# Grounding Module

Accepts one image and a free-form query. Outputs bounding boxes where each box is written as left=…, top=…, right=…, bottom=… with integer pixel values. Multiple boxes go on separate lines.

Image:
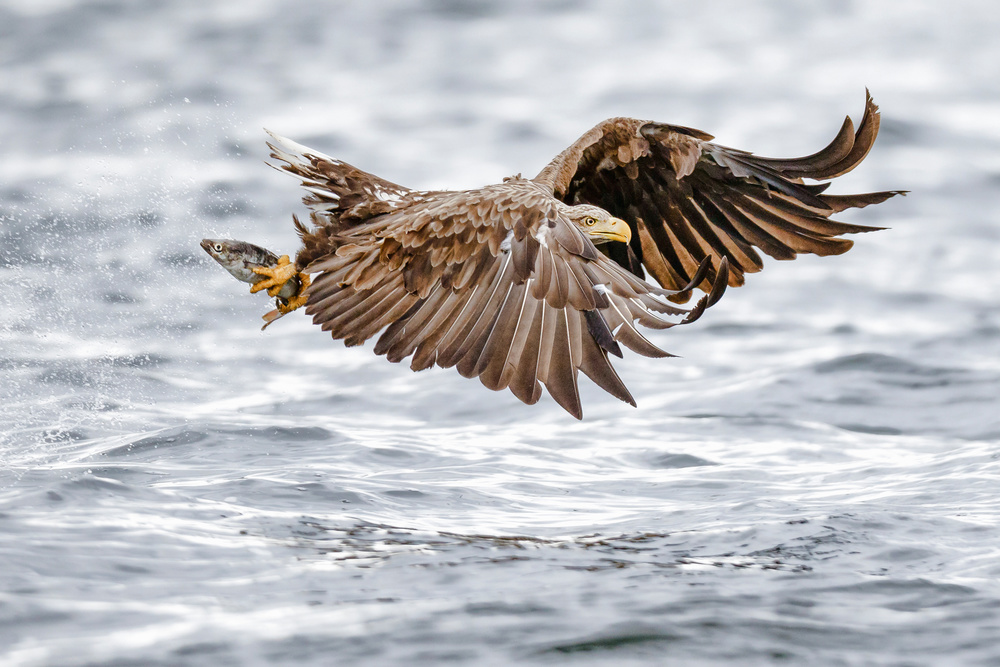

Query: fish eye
left=584, top=216, right=597, bottom=226
left=214, top=243, right=223, bottom=252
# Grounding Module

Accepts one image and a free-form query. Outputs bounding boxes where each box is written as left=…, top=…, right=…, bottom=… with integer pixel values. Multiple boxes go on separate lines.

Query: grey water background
left=2, top=0, right=999, bottom=664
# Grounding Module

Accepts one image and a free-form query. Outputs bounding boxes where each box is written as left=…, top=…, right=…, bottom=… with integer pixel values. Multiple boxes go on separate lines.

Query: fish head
left=201, top=238, right=282, bottom=284
left=201, top=238, right=258, bottom=281
left=201, top=238, right=266, bottom=271
left=201, top=238, right=240, bottom=264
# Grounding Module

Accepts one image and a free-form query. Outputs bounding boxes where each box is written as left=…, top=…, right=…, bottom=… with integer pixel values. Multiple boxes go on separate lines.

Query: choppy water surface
left=2, top=1, right=1000, bottom=664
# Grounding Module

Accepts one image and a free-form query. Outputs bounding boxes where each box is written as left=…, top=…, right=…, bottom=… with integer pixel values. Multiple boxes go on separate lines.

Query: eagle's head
left=565, top=205, right=632, bottom=245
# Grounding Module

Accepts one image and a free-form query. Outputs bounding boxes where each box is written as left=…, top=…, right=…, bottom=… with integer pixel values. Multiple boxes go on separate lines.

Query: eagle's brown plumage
left=265, top=92, right=902, bottom=418
left=535, top=90, right=903, bottom=296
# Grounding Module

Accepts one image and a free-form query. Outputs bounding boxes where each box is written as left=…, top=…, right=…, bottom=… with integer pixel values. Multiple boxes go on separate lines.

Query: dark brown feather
left=533, top=92, right=904, bottom=294
left=578, top=325, right=636, bottom=407
left=507, top=297, right=546, bottom=406
left=537, top=307, right=583, bottom=419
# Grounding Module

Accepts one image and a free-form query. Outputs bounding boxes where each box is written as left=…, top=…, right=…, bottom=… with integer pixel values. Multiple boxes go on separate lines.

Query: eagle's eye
left=583, top=216, right=597, bottom=226
left=214, top=243, right=224, bottom=252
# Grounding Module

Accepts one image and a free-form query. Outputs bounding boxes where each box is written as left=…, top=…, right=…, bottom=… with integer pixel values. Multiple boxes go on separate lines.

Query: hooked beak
left=586, top=217, right=632, bottom=245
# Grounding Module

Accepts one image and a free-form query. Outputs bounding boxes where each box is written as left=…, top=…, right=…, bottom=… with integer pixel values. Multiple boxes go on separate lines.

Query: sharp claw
left=257, top=271, right=311, bottom=326
left=277, top=295, right=306, bottom=314
left=276, top=273, right=311, bottom=313
left=250, top=255, right=299, bottom=295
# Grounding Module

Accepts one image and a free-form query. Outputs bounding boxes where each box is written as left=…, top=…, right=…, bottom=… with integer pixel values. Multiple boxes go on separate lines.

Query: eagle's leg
left=276, top=273, right=311, bottom=314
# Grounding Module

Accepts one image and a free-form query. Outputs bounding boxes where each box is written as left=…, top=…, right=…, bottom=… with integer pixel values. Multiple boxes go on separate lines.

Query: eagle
left=247, top=92, right=902, bottom=419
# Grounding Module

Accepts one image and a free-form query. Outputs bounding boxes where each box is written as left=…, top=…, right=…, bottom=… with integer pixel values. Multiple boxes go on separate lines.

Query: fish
left=200, top=238, right=301, bottom=328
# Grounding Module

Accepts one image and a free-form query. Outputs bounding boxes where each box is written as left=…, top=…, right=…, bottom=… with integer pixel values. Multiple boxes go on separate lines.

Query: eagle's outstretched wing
left=533, top=91, right=905, bottom=298
left=302, top=181, right=727, bottom=419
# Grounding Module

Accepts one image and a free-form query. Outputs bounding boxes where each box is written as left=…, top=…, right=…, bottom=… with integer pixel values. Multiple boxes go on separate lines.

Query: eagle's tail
left=265, top=130, right=411, bottom=227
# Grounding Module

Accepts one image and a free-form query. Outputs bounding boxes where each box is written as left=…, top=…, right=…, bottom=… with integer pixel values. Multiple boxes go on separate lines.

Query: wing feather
left=476, top=280, right=531, bottom=388
left=496, top=286, right=544, bottom=391
left=533, top=92, right=904, bottom=293
left=377, top=282, right=457, bottom=363
left=507, top=297, right=546, bottom=405
left=296, top=173, right=725, bottom=418
left=455, top=261, right=517, bottom=379
left=450, top=258, right=516, bottom=374
left=435, top=258, right=507, bottom=367
left=539, top=307, right=582, bottom=419
left=346, top=288, right=422, bottom=347
left=578, top=326, right=636, bottom=407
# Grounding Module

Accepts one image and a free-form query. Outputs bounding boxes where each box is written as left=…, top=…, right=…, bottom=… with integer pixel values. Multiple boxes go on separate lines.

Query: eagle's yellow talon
left=278, top=294, right=307, bottom=314
left=250, top=255, right=298, bottom=295
left=275, top=273, right=310, bottom=314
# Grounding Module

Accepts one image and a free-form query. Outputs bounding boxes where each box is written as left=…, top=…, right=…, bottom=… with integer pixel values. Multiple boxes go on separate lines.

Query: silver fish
left=200, top=238, right=300, bottom=301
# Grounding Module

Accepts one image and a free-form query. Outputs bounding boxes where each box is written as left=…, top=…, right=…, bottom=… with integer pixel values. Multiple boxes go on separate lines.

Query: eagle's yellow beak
left=586, top=216, right=632, bottom=245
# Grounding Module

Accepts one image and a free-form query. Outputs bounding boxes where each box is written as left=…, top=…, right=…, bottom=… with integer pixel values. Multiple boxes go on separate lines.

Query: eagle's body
left=252, top=93, right=902, bottom=418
